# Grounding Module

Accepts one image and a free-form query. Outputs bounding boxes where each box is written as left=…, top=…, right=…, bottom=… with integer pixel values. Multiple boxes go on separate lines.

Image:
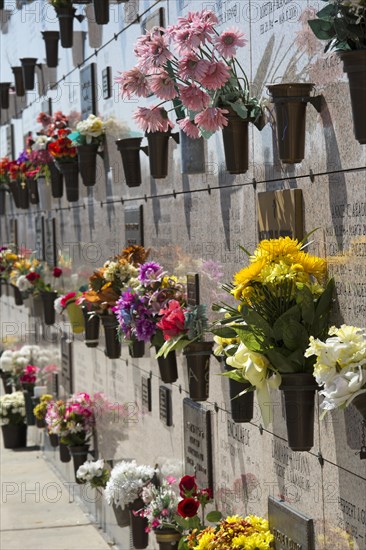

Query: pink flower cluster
left=65, top=392, right=95, bottom=432
left=60, top=292, right=77, bottom=309
left=19, top=365, right=40, bottom=385
left=115, top=10, right=247, bottom=136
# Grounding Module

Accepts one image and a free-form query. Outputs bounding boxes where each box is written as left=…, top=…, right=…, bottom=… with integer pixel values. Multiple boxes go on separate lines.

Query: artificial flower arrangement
left=68, top=114, right=106, bottom=187
left=308, top=0, right=366, bottom=53
left=139, top=475, right=181, bottom=533
left=305, top=324, right=366, bottom=418
left=76, top=459, right=110, bottom=488
left=0, top=345, right=60, bottom=390
left=211, top=235, right=334, bottom=450
left=33, top=394, right=53, bottom=428
left=0, top=245, right=18, bottom=283
left=0, top=391, right=26, bottom=425
left=104, top=459, right=157, bottom=510
left=189, top=514, right=274, bottom=550
left=48, top=129, right=77, bottom=163
left=54, top=291, right=84, bottom=333
left=116, top=10, right=264, bottom=138
left=0, top=157, right=10, bottom=196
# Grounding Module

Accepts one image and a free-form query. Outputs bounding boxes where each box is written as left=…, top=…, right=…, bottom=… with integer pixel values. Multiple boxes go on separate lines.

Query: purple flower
left=17, top=151, right=29, bottom=164
left=135, top=317, right=156, bottom=342
left=138, top=262, right=165, bottom=286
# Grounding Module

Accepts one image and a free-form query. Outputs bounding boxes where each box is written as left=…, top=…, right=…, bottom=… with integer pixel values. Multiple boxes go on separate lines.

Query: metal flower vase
left=279, top=372, right=318, bottom=452
left=184, top=342, right=213, bottom=402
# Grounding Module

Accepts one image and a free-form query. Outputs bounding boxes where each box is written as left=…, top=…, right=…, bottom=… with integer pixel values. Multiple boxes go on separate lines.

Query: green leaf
left=221, top=369, right=248, bottom=383
left=234, top=328, right=263, bottom=352
left=244, top=309, right=274, bottom=340
left=210, top=326, right=238, bottom=338
left=296, top=286, right=315, bottom=326
left=288, top=348, right=307, bottom=370
left=281, top=319, right=309, bottom=352
left=174, top=515, right=190, bottom=530
left=266, top=349, right=296, bottom=373
left=178, top=539, right=188, bottom=550
left=312, top=279, right=335, bottom=337
left=228, top=102, right=248, bottom=120
left=200, top=129, right=214, bottom=140
left=239, top=245, right=251, bottom=257
left=187, top=516, right=201, bottom=529
left=273, top=305, right=301, bottom=342
left=308, top=19, right=335, bottom=40
left=316, top=3, right=338, bottom=20
left=206, top=511, right=222, bottom=523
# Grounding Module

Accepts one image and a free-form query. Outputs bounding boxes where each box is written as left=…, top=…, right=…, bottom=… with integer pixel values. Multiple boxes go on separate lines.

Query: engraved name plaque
left=258, top=189, right=304, bottom=241
left=125, top=206, right=144, bottom=247
left=60, top=335, right=73, bottom=397
left=268, top=496, right=314, bottom=550
left=183, top=398, right=213, bottom=492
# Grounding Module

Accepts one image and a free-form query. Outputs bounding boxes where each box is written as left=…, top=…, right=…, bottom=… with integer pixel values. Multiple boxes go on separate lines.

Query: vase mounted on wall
left=116, top=137, right=148, bottom=187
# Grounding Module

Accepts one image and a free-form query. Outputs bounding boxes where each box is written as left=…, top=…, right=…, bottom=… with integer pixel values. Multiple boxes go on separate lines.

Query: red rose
left=156, top=300, right=186, bottom=340
left=26, top=272, right=40, bottom=282
left=177, top=498, right=200, bottom=518
left=179, top=475, right=197, bottom=497
left=53, top=267, right=62, bottom=278
left=197, top=488, right=213, bottom=503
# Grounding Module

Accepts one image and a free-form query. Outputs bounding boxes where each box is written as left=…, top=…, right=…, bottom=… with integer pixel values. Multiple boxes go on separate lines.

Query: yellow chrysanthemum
left=252, top=236, right=302, bottom=262
left=232, top=259, right=266, bottom=300
left=194, top=529, right=216, bottom=550
left=291, top=251, right=327, bottom=283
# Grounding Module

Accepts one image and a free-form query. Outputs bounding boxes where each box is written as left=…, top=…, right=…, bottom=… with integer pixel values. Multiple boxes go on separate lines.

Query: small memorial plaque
left=102, top=67, right=112, bottom=100
left=142, top=376, right=152, bottom=413
left=44, top=217, right=57, bottom=266
left=268, top=496, right=314, bottom=550
left=187, top=273, right=200, bottom=306
left=34, top=216, right=44, bottom=261
left=159, top=386, right=172, bottom=427
left=183, top=398, right=213, bottom=492
left=80, top=63, right=97, bottom=119
left=125, top=206, right=144, bottom=247
left=5, top=124, right=15, bottom=159
left=60, top=335, right=73, bottom=396
left=258, top=189, right=303, bottom=241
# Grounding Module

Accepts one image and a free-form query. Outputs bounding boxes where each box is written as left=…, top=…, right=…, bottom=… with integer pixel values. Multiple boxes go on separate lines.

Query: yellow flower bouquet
left=190, top=515, right=273, bottom=550
left=211, top=236, right=334, bottom=450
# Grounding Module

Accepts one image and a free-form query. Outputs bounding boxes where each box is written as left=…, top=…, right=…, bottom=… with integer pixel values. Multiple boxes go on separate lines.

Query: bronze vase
left=18, top=181, right=29, bottom=209
left=338, top=50, right=366, bottom=144
left=42, top=31, right=60, bottom=68
left=267, top=83, right=314, bottom=164
left=11, top=66, right=25, bottom=97
left=27, top=176, right=39, bottom=205
left=279, top=373, right=318, bottom=452
left=116, top=137, right=147, bottom=187
left=77, top=143, right=99, bottom=187
left=0, top=189, right=7, bottom=215
left=146, top=130, right=179, bottom=179
left=20, top=58, right=38, bottom=91
left=69, top=445, right=89, bottom=483
left=2, top=424, right=27, bottom=449
left=156, top=347, right=178, bottom=384
left=222, top=111, right=249, bottom=174
left=83, top=308, right=100, bottom=348
left=184, top=342, right=213, bottom=402
left=100, top=314, right=121, bottom=359
left=155, top=529, right=181, bottom=550
left=57, top=7, right=76, bottom=48
left=59, top=442, right=71, bottom=462
left=0, top=82, right=11, bottom=110
left=48, top=162, right=64, bottom=198
left=129, top=341, right=145, bottom=358
left=40, top=290, right=58, bottom=326
left=129, top=498, right=149, bottom=549
left=0, top=371, right=12, bottom=394
left=93, top=0, right=109, bottom=24
left=55, top=161, right=79, bottom=202
left=112, top=503, right=130, bottom=527
left=225, top=363, right=254, bottom=423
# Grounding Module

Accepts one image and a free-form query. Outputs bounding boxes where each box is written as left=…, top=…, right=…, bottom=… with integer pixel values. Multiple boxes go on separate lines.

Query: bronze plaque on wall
left=60, top=335, right=73, bottom=396
left=268, top=497, right=314, bottom=550
left=125, top=206, right=144, bottom=247
left=257, top=189, right=304, bottom=241
left=183, top=398, right=213, bottom=492
left=80, top=63, right=97, bottom=119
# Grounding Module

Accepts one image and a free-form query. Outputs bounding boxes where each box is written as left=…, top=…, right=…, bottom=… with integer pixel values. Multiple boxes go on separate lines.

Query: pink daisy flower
left=138, top=34, right=172, bottom=71
left=115, top=67, right=150, bottom=99
left=133, top=106, right=174, bottom=133
left=214, top=27, right=247, bottom=58
left=178, top=84, right=210, bottom=111
left=179, top=54, right=209, bottom=81
left=200, top=61, right=231, bottom=90
left=178, top=117, right=200, bottom=140
left=195, top=107, right=229, bottom=132
left=149, top=71, right=177, bottom=100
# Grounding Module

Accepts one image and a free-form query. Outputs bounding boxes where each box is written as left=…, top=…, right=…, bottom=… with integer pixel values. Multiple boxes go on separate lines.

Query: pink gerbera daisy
left=179, top=54, right=209, bottom=81
left=178, top=117, right=201, bottom=139
left=149, top=71, right=177, bottom=100
left=115, top=67, right=150, bottom=99
left=195, top=107, right=229, bottom=132
left=214, top=27, right=247, bottom=58
left=133, top=106, right=174, bottom=133
left=138, top=34, right=172, bottom=71
left=200, top=61, right=231, bottom=90
left=178, top=84, right=210, bottom=111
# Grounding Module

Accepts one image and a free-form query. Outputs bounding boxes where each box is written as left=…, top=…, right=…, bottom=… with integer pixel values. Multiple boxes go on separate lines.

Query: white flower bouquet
left=0, top=391, right=26, bottom=425
left=104, top=460, right=156, bottom=509
left=0, top=345, right=60, bottom=382
left=305, top=325, right=366, bottom=413
left=76, top=459, right=110, bottom=489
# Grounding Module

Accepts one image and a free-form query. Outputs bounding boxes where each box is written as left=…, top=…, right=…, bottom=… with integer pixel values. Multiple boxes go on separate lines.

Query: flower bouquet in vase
left=156, top=291, right=211, bottom=401
left=48, top=129, right=79, bottom=202
left=0, top=391, right=27, bottom=449
left=116, top=9, right=265, bottom=176
left=211, top=235, right=334, bottom=451
left=68, top=114, right=105, bottom=187
left=306, top=324, right=366, bottom=421
left=83, top=245, right=149, bottom=359
left=76, top=458, right=110, bottom=490
left=308, top=0, right=366, bottom=143
left=45, top=399, right=66, bottom=452
left=104, top=460, right=156, bottom=548
left=0, top=157, right=10, bottom=216
left=33, top=394, right=53, bottom=428
left=55, top=291, right=84, bottom=333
